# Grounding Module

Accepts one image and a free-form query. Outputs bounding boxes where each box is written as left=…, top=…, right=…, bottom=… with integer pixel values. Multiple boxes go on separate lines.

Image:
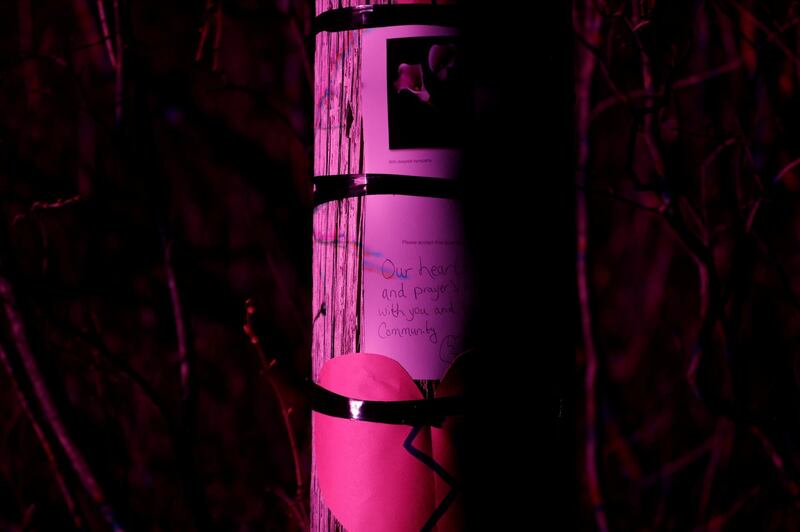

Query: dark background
left=573, top=0, right=800, bottom=530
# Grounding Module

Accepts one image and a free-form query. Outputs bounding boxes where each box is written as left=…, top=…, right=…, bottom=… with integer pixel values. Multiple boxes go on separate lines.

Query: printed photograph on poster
left=387, top=36, right=467, bottom=150
left=362, top=25, right=465, bottom=178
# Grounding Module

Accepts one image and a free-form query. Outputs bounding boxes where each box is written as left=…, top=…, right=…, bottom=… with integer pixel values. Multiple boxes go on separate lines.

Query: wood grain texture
left=311, top=1, right=441, bottom=529
left=311, top=197, right=364, bottom=532
left=314, top=29, right=363, bottom=177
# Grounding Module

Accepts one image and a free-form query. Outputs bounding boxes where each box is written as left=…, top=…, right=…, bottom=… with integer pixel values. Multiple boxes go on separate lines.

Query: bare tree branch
left=0, top=274, right=125, bottom=531
left=93, top=0, right=117, bottom=69
left=575, top=1, right=609, bottom=530
left=0, top=345, right=83, bottom=530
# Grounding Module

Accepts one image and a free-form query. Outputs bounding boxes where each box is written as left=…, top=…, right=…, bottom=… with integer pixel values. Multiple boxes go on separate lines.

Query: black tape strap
left=309, top=380, right=464, bottom=427
left=313, top=173, right=461, bottom=205
left=314, top=5, right=460, bottom=34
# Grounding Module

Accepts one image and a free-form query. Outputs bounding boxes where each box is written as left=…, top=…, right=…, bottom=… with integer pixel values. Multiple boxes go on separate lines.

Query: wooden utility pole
left=311, top=2, right=468, bottom=530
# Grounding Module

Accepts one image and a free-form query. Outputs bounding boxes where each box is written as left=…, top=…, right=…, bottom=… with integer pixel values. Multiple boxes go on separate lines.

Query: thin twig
left=772, top=156, right=800, bottom=184
left=749, top=425, right=800, bottom=498
left=701, top=138, right=738, bottom=223
left=113, top=0, right=123, bottom=125
left=11, top=195, right=83, bottom=275
left=697, top=138, right=738, bottom=320
left=591, top=59, right=743, bottom=120
left=41, top=306, right=216, bottom=530
left=742, top=156, right=800, bottom=233
left=692, top=485, right=761, bottom=532
left=639, top=437, right=717, bottom=487
left=628, top=8, right=666, bottom=192
left=573, top=31, right=634, bottom=114
left=575, top=0, right=609, bottom=530
left=195, top=0, right=214, bottom=63
left=744, top=198, right=763, bottom=234
left=195, top=0, right=223, bottom=72
left=94, top=0, right=117, bottom=69
left=30, top=194, right=82, bottom=212
left=212, top=2, right=223, bottom=72
left=43, top=309, right=176, bottom=431
left=243, top=300, right=308, bottom=529
left=0, top=344, right=83, bottom=529
left=161, top=240, right=212, bottom=531
left=265, top=485, right=308, bottom=530
left=697, top=421, right=731, bottom=523
left=603, top=415, right=642, bottom=481
left=211, top=83, right=307, bottom=142
left=722, top=0, right=800, bottom=66
left=18, top=0, right=40, bottom=109
left=751, top=231, right=800, bottom=315
left=288, top=2, right=313, bottom=91
left=165, top=241, right=190, bottom=402
left=664, top=210, right=800, bottom=504
left=577, top=184, right=661, bottom=214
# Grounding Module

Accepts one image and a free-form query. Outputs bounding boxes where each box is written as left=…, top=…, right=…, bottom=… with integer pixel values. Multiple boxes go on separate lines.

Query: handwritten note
left=363, top=195, right=472, bottom=380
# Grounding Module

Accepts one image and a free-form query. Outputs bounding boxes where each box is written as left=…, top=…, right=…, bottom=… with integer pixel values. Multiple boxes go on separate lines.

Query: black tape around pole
left=313, top=173, right=461, bottom=205
left=313, top=5, right=460, bottom=34
left=308, top=380, right=464, bottom=427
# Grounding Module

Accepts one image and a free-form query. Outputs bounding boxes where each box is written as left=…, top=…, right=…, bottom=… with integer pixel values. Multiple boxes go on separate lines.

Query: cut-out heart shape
left=314, top=352, right=466, bottom=532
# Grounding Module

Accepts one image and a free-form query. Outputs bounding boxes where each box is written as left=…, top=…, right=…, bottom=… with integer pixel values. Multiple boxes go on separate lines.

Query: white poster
left=362, top=25, right=464, bottom=178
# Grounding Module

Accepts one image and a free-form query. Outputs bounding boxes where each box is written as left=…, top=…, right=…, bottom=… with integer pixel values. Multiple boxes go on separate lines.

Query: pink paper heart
left=314, top=352, right=465, bottom=532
